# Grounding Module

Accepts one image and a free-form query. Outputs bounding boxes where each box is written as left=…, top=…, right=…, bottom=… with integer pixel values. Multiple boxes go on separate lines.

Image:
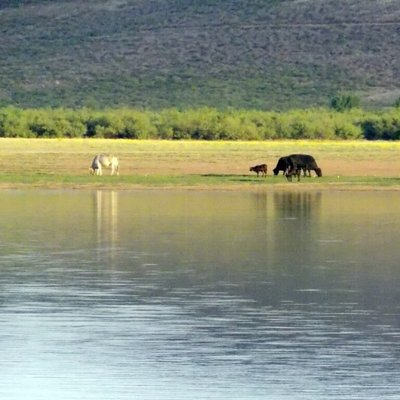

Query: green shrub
left=361, top=111, right=400, bottom=140
left=330, top=93, right=361, bottom=112
left=0, top=106, right=397, bottom=140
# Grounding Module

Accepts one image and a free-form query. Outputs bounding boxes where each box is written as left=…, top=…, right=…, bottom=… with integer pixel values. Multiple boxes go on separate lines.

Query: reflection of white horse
left=89, top=154, right=119, bottom=176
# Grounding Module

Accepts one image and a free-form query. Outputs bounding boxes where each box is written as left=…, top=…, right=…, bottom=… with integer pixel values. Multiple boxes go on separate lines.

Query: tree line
left=0, top=106, right=399, bottom=140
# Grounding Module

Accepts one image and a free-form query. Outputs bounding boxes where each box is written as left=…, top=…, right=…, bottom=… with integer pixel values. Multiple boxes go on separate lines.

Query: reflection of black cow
left=273, top=154, right=322, bottom=177
left=250, top=163, right=267, bottom=177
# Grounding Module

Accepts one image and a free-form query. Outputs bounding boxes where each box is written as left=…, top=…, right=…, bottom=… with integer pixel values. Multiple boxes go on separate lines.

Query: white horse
left=89, top=154, right=119, bottom=176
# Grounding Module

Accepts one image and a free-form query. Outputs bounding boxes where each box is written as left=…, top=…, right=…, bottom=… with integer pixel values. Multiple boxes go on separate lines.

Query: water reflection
left=0, top=190, right=400, bottom=400
left=274, top=191, right=322, bottom=220
left=94, top=191, right=118, bottom=263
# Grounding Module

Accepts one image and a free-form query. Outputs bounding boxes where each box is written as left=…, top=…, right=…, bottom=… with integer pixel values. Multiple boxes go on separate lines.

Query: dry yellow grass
left=0, top=138, right=399, bottom=189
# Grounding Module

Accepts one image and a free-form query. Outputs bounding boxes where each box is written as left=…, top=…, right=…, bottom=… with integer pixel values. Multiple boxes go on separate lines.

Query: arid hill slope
left=1, top=0, right=399, bottom=109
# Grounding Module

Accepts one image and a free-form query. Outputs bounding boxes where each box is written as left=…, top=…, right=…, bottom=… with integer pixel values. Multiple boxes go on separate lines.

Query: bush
left=330, top=93, right=360, bottom=112
left=361, top=111, right=400, bottom=140
left=0, top=106, right=397, bottom=140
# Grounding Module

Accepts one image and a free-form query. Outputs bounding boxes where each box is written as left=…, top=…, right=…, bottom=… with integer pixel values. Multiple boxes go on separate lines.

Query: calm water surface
left=0, top=189, right=399, bottom=399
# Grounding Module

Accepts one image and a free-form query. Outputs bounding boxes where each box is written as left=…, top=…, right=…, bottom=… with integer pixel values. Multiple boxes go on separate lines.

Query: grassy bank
left=0, top=138, right=400, bottom=190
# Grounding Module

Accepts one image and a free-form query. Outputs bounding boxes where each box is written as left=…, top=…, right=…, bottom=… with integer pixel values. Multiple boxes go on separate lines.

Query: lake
left=0, top=189, right=399, bottom=399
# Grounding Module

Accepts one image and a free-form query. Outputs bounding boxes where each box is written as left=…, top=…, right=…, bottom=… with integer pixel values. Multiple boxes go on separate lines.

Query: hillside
left=1, top=0, right=400, bottom=110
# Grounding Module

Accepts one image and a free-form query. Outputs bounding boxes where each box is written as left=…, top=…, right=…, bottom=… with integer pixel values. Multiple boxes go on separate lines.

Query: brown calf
left=250, top=164, right=268, bottom=177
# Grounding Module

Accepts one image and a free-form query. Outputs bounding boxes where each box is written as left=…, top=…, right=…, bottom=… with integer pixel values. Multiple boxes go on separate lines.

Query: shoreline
left=1, top=180, right=400, bottom=192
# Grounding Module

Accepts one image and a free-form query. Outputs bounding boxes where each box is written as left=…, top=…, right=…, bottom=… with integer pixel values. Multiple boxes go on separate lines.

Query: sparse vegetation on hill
left=1, top=0, right=400, bottom=110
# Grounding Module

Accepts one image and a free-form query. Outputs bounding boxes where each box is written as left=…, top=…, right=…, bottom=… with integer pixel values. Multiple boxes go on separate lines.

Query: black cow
left=273, top=154, right=322, bottom=177
left=284, top=162, right=302, bottom=182
left=284, top=166, right=301, bottom=181
left=273, top=156, right=306, bottom=177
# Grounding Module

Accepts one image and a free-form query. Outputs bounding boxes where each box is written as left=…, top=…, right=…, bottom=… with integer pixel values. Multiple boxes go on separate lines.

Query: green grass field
left=0, top=138, right=400, bottom=190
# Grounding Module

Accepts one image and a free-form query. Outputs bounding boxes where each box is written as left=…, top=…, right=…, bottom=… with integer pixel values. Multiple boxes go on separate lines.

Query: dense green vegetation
left=1, top=106, right=399, bottom=140
left=1, top=0, right=400, bottom=110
